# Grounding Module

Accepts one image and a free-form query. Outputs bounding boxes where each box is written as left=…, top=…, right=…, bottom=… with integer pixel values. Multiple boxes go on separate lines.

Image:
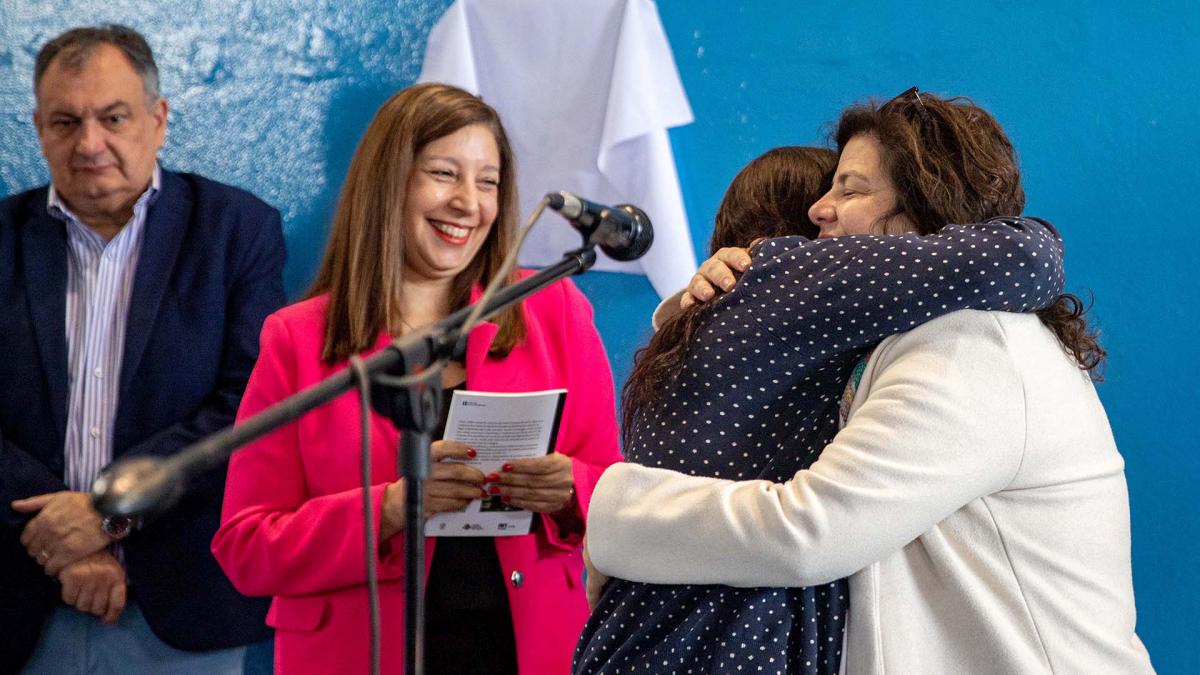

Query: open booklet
left=425, top=388, right=567, bottom=537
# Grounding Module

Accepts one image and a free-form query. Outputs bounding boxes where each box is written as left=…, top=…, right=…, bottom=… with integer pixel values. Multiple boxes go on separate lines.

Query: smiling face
left=807, top=134, right=916, bottom=238
left=33, top=43, right=167, bottom=225
left=402, top=123, right=502, bottom=283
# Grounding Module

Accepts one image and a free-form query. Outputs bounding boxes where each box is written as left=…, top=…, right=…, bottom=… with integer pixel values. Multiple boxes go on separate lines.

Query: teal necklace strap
left=838, top=351, right=873, bottom=428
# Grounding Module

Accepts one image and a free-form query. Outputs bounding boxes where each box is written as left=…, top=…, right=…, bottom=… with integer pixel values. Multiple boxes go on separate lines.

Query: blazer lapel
left=120, top=170, right=190, bottom=398
left=22, top=202, right=70, bottom=435
left=464, top=321, right=500, bottom=382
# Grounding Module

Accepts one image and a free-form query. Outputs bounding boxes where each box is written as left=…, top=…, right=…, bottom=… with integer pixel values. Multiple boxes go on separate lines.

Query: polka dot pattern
left=574, top=217, right=1065, bottom=674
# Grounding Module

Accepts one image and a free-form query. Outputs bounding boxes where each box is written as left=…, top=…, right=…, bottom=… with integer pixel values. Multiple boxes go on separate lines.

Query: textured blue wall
left=0, top=0, right=453, bottom=293
left=1, top=1, right=1196, bottom=672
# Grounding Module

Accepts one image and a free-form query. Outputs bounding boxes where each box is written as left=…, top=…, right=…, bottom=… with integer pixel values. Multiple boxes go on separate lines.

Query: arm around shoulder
left=588, top=310, right=1029, bottom=587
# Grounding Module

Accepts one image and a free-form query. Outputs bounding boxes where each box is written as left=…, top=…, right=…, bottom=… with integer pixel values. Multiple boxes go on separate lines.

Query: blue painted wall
left=1, top=1, right=1195, bottom=671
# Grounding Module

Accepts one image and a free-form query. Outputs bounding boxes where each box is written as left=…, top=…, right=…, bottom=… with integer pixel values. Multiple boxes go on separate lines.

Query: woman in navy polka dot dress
left=573, top=91, right=1068, bottom=675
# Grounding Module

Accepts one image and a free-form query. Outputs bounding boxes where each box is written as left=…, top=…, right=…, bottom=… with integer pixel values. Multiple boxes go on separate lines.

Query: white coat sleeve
left=587, top=311, right=1029, bottom=587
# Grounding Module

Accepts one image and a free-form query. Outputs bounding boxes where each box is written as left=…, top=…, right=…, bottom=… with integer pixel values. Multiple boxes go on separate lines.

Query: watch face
left=103, top=516, right=133, bottom=539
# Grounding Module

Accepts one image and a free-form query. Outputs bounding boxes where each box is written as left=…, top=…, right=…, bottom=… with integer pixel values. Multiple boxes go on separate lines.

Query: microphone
left=546, top=191, right=653, bottom=261
left=92, top=455, right=186, bottom=519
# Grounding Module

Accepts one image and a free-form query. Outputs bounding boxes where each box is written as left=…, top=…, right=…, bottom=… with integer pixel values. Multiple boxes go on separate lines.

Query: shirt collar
left=47, top=162, right=162, bottom=227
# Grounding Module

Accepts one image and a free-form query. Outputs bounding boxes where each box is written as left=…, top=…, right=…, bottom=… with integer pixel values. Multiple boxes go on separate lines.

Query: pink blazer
left=212, top=276, right=622, bottom=674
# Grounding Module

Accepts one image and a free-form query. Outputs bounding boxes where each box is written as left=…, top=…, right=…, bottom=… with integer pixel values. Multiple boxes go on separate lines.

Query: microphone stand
left=93, top=246, right=599, bottom=675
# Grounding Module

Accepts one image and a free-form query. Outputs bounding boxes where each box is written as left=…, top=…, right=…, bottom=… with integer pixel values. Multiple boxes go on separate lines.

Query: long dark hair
left=837, top=92, right=1105, bottom=376
left=307, top=83, right=526, bottom=363
left=621, top=147, right=838, bottom=447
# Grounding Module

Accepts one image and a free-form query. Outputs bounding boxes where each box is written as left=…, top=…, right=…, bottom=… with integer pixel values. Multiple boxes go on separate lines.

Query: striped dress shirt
left=49, top=164, right=161, bottom=493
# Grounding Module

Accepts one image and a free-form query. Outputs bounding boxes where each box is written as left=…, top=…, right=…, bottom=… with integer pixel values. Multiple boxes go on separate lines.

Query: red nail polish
left=466, top=448, right=477, bottom=458
left=480, top=489, right=489, bottom=499
left=501, top=496, right=511, bottom=504
left=485, top=473, right=501, bottom=483
left=488, top=485, right=501, bottom=495
left=502, top=463, right=514, bottom=472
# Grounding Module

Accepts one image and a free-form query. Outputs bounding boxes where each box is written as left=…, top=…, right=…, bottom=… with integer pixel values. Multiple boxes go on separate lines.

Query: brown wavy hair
left=622, top=147, right=838, bottom=446
left=839, top=91, right=1104, bottom=376
left=306, top=83, right=526, bottom=363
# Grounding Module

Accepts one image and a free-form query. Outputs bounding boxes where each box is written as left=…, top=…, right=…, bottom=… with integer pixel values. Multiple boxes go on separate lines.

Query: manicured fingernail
left=485, top=473, right=500, bottom=483
left=466, top=448, right=477, bottom=458
left=502, top=463, right=514, bottom=472
left=488, top=485, right=501, bottom=495
left=480, top=489, right=489, bottom=498
left=501, top=496, right=511, bottom=504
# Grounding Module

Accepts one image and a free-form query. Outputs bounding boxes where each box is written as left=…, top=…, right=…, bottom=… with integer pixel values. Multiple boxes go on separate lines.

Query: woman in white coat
left=583, top=91, right=1155, bottom=674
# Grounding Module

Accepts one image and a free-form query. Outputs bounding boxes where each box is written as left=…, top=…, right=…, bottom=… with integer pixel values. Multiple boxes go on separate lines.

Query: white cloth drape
left=419, top=0, right=696, bottom=297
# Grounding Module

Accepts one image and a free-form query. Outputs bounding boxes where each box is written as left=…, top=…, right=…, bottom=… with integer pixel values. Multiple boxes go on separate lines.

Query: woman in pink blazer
left=212, top=83, right=622, bottom=674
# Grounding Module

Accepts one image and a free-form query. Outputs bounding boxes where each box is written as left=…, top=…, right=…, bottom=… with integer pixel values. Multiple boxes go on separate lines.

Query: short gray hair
left=34, top=25, right=161, bottom=102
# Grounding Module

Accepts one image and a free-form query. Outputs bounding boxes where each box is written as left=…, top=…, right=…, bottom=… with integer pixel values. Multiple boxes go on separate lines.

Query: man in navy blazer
left=0, top=26, right=283, bottom=673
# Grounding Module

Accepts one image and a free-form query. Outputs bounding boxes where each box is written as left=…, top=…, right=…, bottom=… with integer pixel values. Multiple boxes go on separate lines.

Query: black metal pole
left=400, top=425, right=431, bottom=675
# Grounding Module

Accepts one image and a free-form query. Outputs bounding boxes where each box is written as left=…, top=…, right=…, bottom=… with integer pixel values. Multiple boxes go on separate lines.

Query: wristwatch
left=101, top=515, right=137, bottom=541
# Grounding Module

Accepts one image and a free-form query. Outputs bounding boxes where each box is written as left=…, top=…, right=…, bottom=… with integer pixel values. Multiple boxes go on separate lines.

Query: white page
left=425, top=388, right=567, bottom=537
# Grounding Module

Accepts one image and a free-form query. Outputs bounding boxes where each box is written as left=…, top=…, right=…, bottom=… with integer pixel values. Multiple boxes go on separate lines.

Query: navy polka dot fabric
left=574, top=218, right=1065, bottom=674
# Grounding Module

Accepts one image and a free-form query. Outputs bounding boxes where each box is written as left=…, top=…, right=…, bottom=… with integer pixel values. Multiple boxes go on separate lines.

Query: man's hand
left=12, top=491, right=111, bottom=576
left=680, top=246, right=753, bottom=309
left=583, top=536, right=610, bottom=609
left=58, top=550, right=127, bottom=624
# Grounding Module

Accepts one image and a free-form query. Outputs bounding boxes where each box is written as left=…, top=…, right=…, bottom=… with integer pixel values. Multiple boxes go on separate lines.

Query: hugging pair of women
left=214, top=83, right=1153, bottom=675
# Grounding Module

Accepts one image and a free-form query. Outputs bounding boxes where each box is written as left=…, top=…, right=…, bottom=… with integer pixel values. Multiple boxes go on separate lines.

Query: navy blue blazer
left=0, top=169, right=285, bottom=668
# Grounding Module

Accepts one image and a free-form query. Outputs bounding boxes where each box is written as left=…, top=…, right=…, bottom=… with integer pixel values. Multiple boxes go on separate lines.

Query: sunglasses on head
left=883, top=86, right=934, bottom=126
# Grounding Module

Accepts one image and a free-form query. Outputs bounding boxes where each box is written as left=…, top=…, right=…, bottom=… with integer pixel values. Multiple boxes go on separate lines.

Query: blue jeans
left=21, top=603, right=248, bottom=675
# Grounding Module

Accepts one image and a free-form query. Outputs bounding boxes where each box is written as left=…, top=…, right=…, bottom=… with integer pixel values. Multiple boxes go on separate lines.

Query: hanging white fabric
left=419, top=0, right=697, bottom=298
